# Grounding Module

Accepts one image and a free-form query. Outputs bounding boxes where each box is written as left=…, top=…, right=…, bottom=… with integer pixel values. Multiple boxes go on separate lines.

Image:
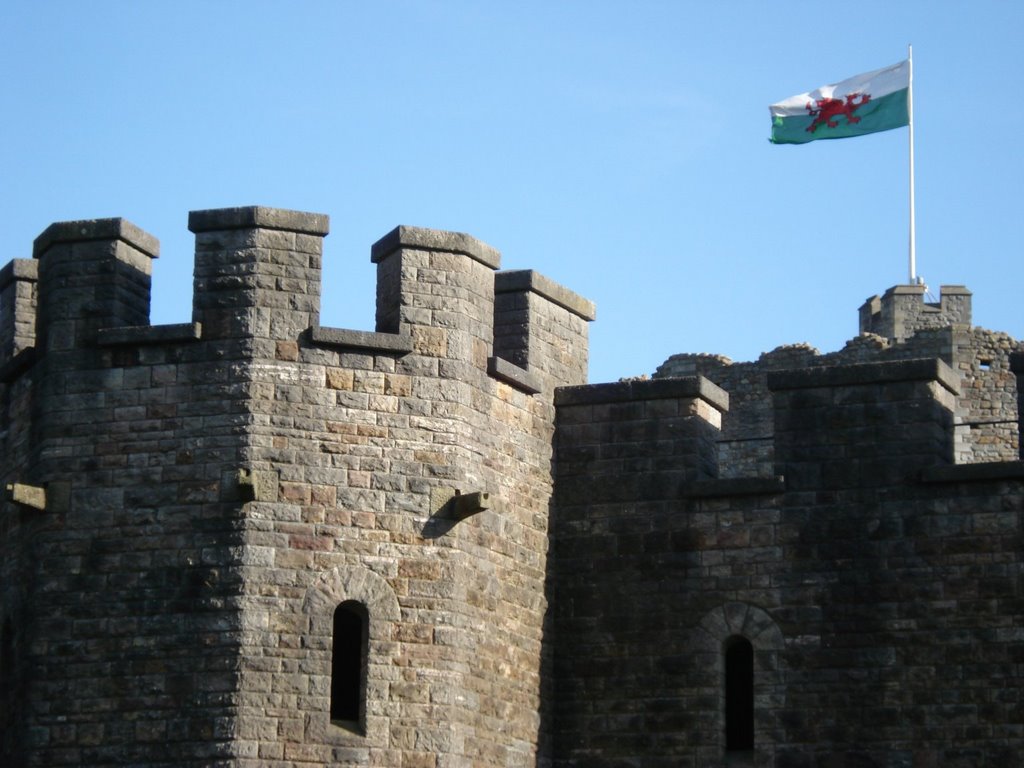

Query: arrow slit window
left=725, top=635, right=754, bottom=752
left=331, top=600, right=369, bottom=731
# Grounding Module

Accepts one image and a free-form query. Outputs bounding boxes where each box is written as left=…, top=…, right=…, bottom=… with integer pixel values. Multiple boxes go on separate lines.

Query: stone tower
left=0, top=207, right=595, bottom=766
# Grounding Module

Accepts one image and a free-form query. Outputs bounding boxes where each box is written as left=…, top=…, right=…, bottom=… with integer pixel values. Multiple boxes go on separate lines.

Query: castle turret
left=859, top=284, right=971, bottom=342
left=1, top=206, right=595, bottom=767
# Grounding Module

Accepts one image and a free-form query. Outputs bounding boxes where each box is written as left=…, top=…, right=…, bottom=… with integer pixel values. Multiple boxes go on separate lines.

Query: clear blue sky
left=3, top=1, right=1022, bottom=383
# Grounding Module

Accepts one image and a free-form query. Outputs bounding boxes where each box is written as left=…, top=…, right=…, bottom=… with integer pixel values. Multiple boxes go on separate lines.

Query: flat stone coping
left=98, top=323, right=203, bottom=346
left=34, top=218, right=160, bottom=259
left=0, top=259, right=38, bottom=290
left=188, top=206, right=330, bottom=236
left=488, top=356, right=541, bottom=395
left=680, top=476, right=786, bottom=498
left=370, top=226, right=501, bottom=269
left=767, top=358, right=959, bottom=395
left=555, top=375, right=729, bottom=412
left=309, top=326, right=414, bottom=354
left=878, top=283, right=971, bottom=298
left=921, top=460, right=1024, bottom=484
left=495, top=270, right=596, bottom=321
left=882, top=284, right=928, bottom=298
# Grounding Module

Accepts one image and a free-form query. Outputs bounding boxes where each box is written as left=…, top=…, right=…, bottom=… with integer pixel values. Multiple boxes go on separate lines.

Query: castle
left=0, top=207, right=1021, bottom=767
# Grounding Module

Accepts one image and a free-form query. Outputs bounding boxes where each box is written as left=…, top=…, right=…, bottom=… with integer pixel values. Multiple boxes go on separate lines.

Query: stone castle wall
left=0, top=208, right=595, bottom=767
left=551, top=359, right=1024, bottom=767
left=2, top=205, right=1022, bottom=768
left=656, top=285, right=1020, bottom=475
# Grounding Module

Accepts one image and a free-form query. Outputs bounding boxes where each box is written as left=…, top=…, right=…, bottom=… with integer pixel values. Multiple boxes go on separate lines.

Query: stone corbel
left=7, top=482, right=46, bottom=510
left=452, top=490, right=491, bottom=519
left=237, top=469, right=279, bottom=502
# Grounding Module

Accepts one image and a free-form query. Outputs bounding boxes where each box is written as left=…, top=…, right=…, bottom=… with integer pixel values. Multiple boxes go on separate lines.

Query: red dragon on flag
left=770, top=59, right=908, bottom=144
left=805, top=92, right=871, bottom=133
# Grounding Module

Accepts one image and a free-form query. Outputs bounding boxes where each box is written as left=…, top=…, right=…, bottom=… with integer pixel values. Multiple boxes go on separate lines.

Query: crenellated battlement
left=553, top=328, right=1024, bottom=768
left=3, top=206, right=594, bottom=394
left=859, top=283, right=972, bottom=342
left=657, top=285, right=1019, bottom=471
left=0, top=205, right=594, bottom=767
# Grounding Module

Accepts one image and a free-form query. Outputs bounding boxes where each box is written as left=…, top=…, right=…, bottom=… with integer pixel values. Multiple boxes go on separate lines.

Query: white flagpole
left=908, top=44, right=917, bottom=284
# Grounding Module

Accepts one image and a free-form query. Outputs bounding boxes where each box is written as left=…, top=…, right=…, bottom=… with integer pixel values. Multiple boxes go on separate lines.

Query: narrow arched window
left=725, top=635, right=754, bottom=752
left=331, top=601, right=368, bottom=728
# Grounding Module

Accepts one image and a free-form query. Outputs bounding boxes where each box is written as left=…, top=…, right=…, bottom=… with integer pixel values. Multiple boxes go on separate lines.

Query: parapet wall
left=656, top=287, right=1020, bottom=474
left=859, top=283, right=972, bottom=342
left=1, top=208, right=594, bottom=390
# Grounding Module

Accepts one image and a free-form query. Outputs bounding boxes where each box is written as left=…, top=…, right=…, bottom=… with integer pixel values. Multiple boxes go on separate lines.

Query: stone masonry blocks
left=189, top=207, right=328, bottom=343
left=0, top=258, right=38, bottom=363
left=493, top=270, right=595, bottom=389
left=2, top=206, right=596, bottom=767
left=7, top=204, right=1022, bottom=767
left=769, top=358, right=958, bottom=490
left=34, top=219, right=157, bottom=350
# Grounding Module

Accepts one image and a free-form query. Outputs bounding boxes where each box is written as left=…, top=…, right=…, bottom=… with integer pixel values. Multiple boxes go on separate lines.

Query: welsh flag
left=769, top=60, right=910, bottom=144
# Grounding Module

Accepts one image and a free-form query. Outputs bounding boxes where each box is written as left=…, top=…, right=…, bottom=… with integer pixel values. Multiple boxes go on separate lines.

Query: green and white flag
left=769, top=60, right=910, bottom=144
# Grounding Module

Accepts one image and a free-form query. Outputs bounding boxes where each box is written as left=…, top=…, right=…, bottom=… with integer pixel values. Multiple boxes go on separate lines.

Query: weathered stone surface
left=370, top=225, right=500, bottom=268
left=552, top=294, right=1024, bottom=767
left=0, top=207, right=592, bottom=767
left=2, top=206, right=1022, bottom=768
left=658, top=287, right=1021, bottom=473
